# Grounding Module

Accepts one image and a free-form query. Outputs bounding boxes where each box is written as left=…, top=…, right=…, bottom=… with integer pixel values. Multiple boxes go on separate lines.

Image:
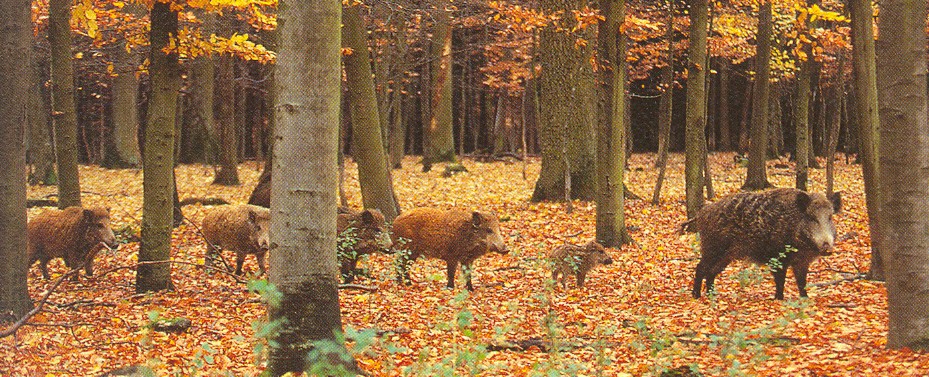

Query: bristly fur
left=201, top=204, right=271, bottom=276
left=28, top=206, right=118, bottom=280
left=337, top=208, right=392, bottom=283
left=685, top=188, right=841, bottom=300
left=549, top=241, right=613, bottom=288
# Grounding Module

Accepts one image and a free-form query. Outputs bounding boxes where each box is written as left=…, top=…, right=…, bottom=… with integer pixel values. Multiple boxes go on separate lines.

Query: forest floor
left=4, top=152, right=924, bottom=376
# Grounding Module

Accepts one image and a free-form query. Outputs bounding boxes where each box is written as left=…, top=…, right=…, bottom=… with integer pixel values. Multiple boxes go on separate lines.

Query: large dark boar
left=201, top=204, right=270, bottom=275
left=28, top=206, right=119, bottom=280
left=549, top=241, right=613, bottom=288
left=337, top=208, right=393, bottom=283
left=683, top=188, right=842, bottom=300
left=393, top=207, right=508, bottom=290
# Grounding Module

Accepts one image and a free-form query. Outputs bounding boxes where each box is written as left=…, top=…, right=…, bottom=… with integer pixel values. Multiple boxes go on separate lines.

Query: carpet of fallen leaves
left=5, top=152, right=928, bottom=376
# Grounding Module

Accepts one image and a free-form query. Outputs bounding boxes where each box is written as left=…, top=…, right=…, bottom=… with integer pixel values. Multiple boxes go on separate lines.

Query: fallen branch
left=809, top=273, right=867, bottom=288
left=1, top=268, right=80, bottom=338
left=338, top=284, right=378, bottom=292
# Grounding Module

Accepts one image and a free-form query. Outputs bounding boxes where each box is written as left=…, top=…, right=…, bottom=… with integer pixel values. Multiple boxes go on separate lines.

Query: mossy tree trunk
left=0, top=0, right=34, bottom=320
left=268, top=0, right=359, bottom=374
left=49, top=0, right=81, bottom=209
left=876, top=0, right=929, bottom=349
left=684, top=0, right=708, bottom=217
left=342, top=3, right=400, bottom=221
left=531, top=0, right=597, bottom=202
left=595, top=0, right=632, bottom=247
left=741, top=0, right=773, bottom=190
left=422, top=1, right=456, bottom=170
left=136, top=1, right=178, bottom=294
left=849, top=0, right=883, bottom=281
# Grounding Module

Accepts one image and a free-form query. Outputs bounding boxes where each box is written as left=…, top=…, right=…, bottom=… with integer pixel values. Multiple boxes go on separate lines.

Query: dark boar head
left=585, top=241, right=613, bottom=265
left=471, top=211, right=508, bottom=255
left=82, top=207, right=118, bottom=249
left=796, top=191, right=842, bottom=255
left=247, top=206, right=271, bottom=252
left=342, top=209, right=393, bottom=255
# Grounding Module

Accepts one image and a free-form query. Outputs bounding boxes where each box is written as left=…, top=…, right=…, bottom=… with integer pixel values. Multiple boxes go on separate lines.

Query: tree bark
left=28, top=48, right=56, bottom=185
left=269, top=0, right=359, bottom=374
left=596, top=0, right=632, bottom=247
left=718, top=59, right=731, bottom=151
left=652, top=0, right=674, bottom=203
left=107, top=32, right=142, bottom=168
left=684, top=0, right=708, bottom=217
left=0, top=0, right=34, bottom=320
left=849, top=0, right=883, bottom=281
left=423, top=1, right=456, bottom=169
left=876, top=0, right=929, bottom=349
left=137, top=2, right=178, bottom=294
left=342, top=3, right=400, bottom=221
left=742, top=0, right=773, bottom=190
left=49, top=0, right=82, bottom=209
left=794, top=0, right=815, bottom=190
left=531, top=0, right=597, bottom=202
left=213, top=51, right=240, bottom=185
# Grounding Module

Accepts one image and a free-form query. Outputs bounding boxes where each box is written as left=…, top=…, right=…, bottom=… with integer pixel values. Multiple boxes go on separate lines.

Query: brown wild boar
left=201, top=204, right=271, bottom=275
left=549, top=241, right=613, bottom=288
left=28, top=206, right=119, bottom=280
left=682, top=188, right=842, bottom=300
left=393, top=207, right=508, bottom=290
left=337, top=208, right=393, bottom=283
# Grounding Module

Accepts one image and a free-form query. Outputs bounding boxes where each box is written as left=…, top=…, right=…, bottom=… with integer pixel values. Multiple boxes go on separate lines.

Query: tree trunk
left=685, top=0, right=708, bottom=217
left=0, top=0, right=34, bottom=320
left=49, top=0, right=81, bottom=209
left=213, top=51, right=240, bottom=185
left=137, top=2, right=178, bottom=294
left=652, top=0, right=674, bottom=203
left=738, top=75, right=753, bottom=154
left=342, top=3, right=400, bottom=221
left=423, top=2, right=456, bottom=169
left=718, top=59, right=731, bottom=151
left=596, top=0, right=631, bottom=247
left=28, top=48, right=56, bottom=185
left=794, top=39, right=812, bottom=190
left=876, top=0, right=929, bottom=350
left=825, top=79, right=842, bottom=196
left=107, top=33, right=142, bottom=168
left=492, top=93, right=507, bottom=156
left=741, top=0, right=773, bottom=190
left=531, top=0, right=597, bottom=202
left=849, top=0, right=883, bottom=280
left=269, top=0, right=359, bottom=374
left=390, top=88, right=406, bottom=168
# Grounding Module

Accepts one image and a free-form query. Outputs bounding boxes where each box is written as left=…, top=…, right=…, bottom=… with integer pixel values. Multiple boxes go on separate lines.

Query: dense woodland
left=1, top=0, right=928, bottom=375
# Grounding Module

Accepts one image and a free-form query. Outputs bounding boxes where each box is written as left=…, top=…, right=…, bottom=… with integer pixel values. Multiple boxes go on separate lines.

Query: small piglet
left=201, top=204, right=270, bottom=275
left=683, top=188, right=842, bottom=300
left=549, top=241, right=613, bottom=288
left=337, top=208, right=393, bottom=283
left=28, top=206, right=119, bottom=280
left=392, top=207, right=508, bottom=290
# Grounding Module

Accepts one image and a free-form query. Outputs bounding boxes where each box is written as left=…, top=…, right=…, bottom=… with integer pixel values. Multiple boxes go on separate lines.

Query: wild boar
left=549, top=241, right=613, bottom=288
left=683, top=188, right=842, bottom=300
left=337, top=208, right=393, bottom=283
left=28, top=206, right=119, bottom=280
left=201, top=204, right=271, bottom=275
left=392, top=207, right=508, bottom=290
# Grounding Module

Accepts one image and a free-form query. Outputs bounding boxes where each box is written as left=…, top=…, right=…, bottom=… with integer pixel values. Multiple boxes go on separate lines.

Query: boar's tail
left=679, top=219, right=697, bottom=235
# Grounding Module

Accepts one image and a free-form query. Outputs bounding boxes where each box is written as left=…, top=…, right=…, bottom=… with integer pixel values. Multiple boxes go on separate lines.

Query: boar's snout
left=603, top=257, right=613, bottom=265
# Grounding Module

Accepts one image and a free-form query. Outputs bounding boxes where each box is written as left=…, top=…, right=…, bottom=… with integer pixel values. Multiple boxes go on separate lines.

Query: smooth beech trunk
left=49, top=0, right=81, bottom=208
left=684, top=0, right=708, bottom=217
left=742, top=0, right=773, bottom=190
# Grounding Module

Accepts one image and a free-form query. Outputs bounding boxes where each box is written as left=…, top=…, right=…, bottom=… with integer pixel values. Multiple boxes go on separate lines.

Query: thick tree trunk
left=652, top=0, right=674, bottom=203
left=876, top=0, right=929, bottom=349
left=342, top=3, right=400, bottom=221
left=685, top=0, right=708, bottom=217
left=49, top=0, right=81, bottom=209
left=794, top=50, right=811, bottom=190
left=137, top=2, right=178, bottom=294
left=423, top=2, right=456, bottom=169
left=849, top=0, right=884, bottom=281
left=0, top=0, right=34, bottom=319
left=213, top=52, right=240, bottom=185
left=596, top=0, right=631, bottom=247
left=742, top=0, right=773, bottom=190
left=28, top=49, right=56, bottom=185
left=269, top=0, right=359, bottom=374
left=531, top=0, right=597, bottom=202
left=107, top=36, right=142, bottom=168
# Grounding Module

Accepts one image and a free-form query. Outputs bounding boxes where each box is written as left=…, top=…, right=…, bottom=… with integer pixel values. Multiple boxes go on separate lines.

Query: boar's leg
left=694, top=252, right=732, bottom=298
left=793, top=264, right=809, bottom=298
left=37, top=256, right=51, bottom=280
left=235, top=252, right=246, bottom=276
left=341, top=257, right=358, bottom=283
left=256, top=250, right=268, bottom=275
left=771, top=265, right=788, bottom=300
left=446, top=260, right=460, bottom=289
left=576, top=271, right=587, bottom=288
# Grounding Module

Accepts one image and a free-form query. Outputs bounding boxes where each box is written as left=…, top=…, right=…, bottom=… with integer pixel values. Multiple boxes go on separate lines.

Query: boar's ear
left=471, top=211, right=483, bottom=228
left=795, top=191, right=812, bottom=212
left=247, top=209, right=258, bottom=225
left=82, top=209, right=95, bottom=223
left=361, top=209, right=376, bottom=224
left=829, top=191, right=842, bottom=214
